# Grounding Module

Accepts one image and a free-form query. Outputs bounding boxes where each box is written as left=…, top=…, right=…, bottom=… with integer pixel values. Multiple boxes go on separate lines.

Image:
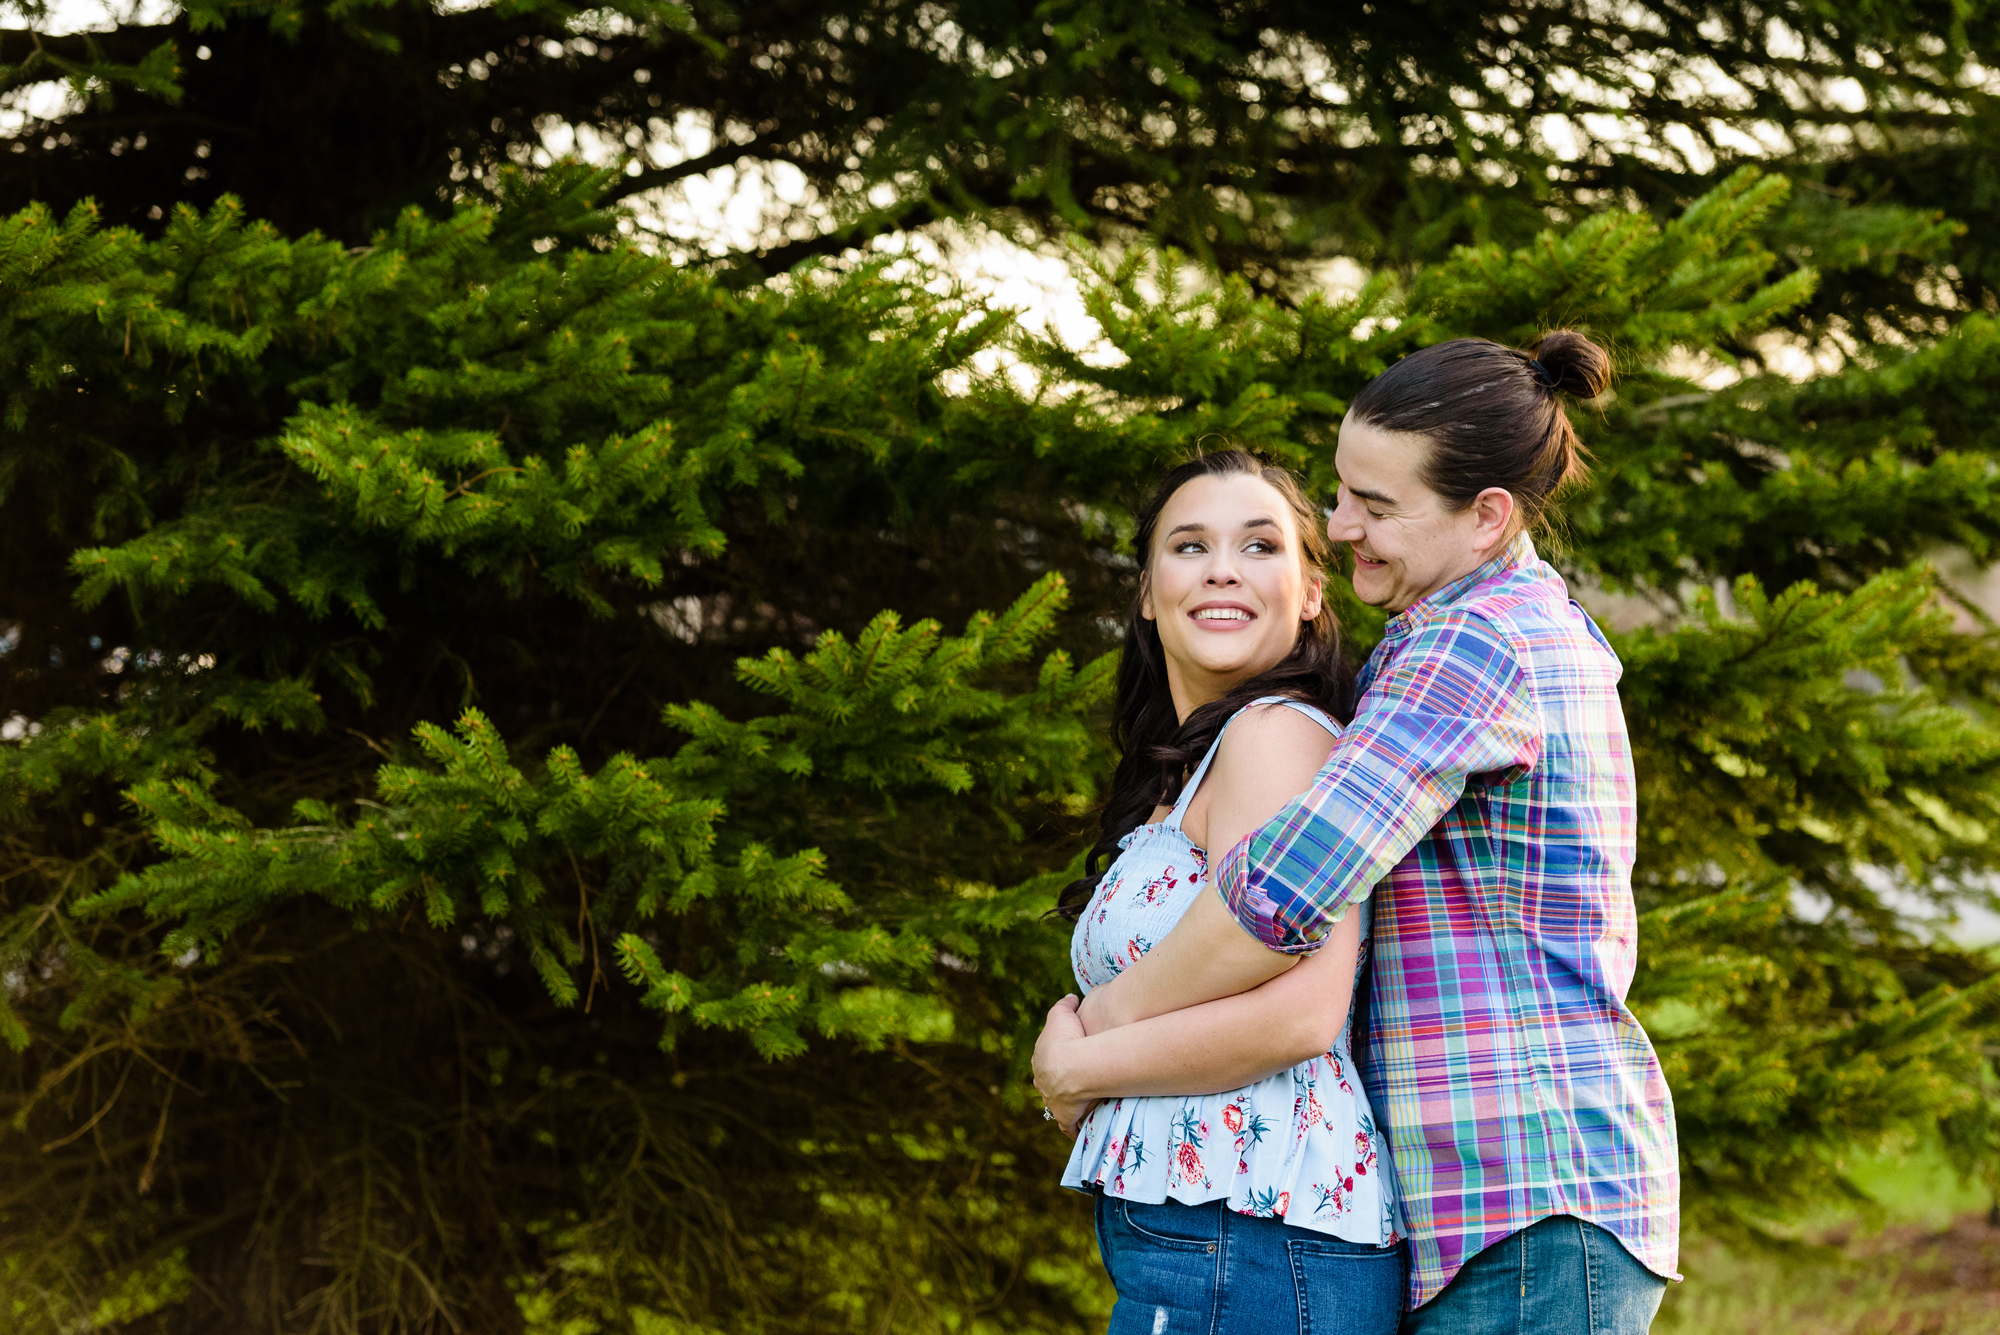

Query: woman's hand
left=1032, top=995, right=1097, bottom=1137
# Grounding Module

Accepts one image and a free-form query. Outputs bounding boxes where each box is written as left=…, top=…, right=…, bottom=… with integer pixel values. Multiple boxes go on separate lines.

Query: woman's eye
left=1174, top=540, right=1206, bottom=554
left=1243, top=539, right=1277, bottom=554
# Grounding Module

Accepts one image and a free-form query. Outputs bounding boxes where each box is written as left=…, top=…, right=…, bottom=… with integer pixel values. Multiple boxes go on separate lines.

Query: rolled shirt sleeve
left=1216, top=608, right=1544, bottom=953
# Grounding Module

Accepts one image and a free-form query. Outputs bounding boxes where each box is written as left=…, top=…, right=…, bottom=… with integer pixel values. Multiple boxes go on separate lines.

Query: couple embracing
left=1033, top=332, right=1681, bottom=1335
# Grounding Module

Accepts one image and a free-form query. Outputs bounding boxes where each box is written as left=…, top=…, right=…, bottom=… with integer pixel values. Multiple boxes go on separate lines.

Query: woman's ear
left=1301, top=574, right=1324, bottom=622
left=1139, top=570, right=1156, bottom=622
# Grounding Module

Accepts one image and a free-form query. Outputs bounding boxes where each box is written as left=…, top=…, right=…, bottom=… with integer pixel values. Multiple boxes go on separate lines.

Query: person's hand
left=1032, top=995, right=1095, bottom=1137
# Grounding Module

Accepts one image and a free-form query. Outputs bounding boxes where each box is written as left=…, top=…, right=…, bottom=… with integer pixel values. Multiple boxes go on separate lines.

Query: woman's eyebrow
left=1166, top=516, right=1279, bottom=538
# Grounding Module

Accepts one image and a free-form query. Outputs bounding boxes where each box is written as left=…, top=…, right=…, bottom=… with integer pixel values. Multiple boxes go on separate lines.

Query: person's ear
left=1469, top=487, right=1516, bottom=555
left=1139, top=570, right=1156, bottom=622
left=1301, top=573, right=1324, bottom=622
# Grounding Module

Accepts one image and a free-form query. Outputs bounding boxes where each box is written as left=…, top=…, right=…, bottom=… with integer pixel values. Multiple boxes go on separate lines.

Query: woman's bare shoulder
left=1181, top=703, right=1341, bottom=847
left=1210, top=701, right=1339, bottom=775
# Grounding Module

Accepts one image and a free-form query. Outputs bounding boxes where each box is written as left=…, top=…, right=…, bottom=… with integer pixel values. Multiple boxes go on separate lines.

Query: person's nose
left=1203, top=548, right=1243, bottom=586
left=1326, top=489, right=1364, bottom=543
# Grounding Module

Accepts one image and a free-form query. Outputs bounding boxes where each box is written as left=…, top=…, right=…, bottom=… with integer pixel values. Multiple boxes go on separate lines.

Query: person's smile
left=1188, top=599, right=1258, bottom=629
left=1350, top=548, right=1388, bottom=573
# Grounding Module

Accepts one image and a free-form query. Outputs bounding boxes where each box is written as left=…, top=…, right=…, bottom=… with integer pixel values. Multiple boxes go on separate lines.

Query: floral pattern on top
left=1061, top=698, right=1401, bottom=1248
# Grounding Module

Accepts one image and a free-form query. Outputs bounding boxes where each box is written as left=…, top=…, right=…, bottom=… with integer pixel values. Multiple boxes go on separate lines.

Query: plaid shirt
left=1216, top=535, right=1680, bottom=1308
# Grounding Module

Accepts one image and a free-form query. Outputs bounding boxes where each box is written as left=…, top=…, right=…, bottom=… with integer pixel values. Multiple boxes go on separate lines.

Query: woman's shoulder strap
left=1243, top=694, right=1341, bottom=739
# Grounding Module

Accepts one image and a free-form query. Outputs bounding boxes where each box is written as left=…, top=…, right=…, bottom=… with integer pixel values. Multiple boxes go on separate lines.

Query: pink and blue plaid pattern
left=1215, top=535, right=1680, bottom=1308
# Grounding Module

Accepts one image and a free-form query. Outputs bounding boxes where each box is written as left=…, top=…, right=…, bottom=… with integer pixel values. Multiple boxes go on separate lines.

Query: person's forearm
left=1047, top=986, right=1342, bottom=1102
left=1037, top=916, right=1363, bottom=1123
left=1078, top=885, right=1296, bottom=1034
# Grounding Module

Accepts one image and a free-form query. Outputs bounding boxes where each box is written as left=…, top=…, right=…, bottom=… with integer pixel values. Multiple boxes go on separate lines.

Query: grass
left=1656, top=1226, right=2000, bottom=1334
left=1656, top=1144, right=2000, bottom=1334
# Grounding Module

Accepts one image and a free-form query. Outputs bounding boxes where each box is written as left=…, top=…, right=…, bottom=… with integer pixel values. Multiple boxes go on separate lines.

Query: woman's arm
left=1075, top=703, right=1335, bottom=1035
left=1074, top=876, right=1296, bottom=1035
left=1035, top=911, right=1360, bottom=1127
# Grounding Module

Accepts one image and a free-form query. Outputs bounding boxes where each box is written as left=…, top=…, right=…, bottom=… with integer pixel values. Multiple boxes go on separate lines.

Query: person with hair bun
left=1047, top=334, right=1682, bottom=1334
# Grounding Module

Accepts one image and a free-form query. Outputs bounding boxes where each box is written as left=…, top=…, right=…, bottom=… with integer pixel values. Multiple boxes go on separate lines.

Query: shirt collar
left=1382, top=531, right=1539, bottom=639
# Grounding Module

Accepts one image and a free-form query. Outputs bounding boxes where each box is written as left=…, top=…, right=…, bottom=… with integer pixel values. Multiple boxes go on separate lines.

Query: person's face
left=1327, top=415, right=1514, bottom=614
left=1142, top=472, right=1324, bottom=718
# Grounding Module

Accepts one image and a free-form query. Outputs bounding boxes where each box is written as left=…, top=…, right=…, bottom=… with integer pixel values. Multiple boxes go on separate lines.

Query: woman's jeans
left=1400, top=1215, right=1667, bottom=1335
left=1094, top=1193, right=1405, bottom=1335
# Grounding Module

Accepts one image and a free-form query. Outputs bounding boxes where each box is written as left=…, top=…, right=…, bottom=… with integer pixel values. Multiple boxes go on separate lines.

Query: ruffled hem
left=1060, top=1054, right=1400, bottom=1246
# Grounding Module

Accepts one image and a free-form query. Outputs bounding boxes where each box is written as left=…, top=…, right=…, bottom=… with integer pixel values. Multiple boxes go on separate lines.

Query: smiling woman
left=1053, top=449, right=1352, bottom=925
left=1039, top=449, right=1403, bottom=1335
left=1142, top=474, right=1325, bottom=714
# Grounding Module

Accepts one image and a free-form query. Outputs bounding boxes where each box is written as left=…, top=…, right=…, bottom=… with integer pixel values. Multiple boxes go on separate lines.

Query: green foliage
left=8, top=0, right=2000, bottom=328
left=1621, top=569, right=2000, bottom=1228
left=0, top=171, right=1129, bottom=1332
left=6, top=157, right=2000, bottom=1331
left=69, top=570, right=1102, bottom=1064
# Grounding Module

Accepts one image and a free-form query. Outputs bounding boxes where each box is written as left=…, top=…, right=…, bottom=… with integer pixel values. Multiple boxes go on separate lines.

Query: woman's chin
left=1182, top=650, right=1285, bottom=688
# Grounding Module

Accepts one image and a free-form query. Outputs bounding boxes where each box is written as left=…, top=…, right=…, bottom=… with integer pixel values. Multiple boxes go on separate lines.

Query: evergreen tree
left=8, top=2, right=2000, bottom=1331
left=7, top=154, right=2000, bottom=1330
left=6, top=0, right=2000, bottom=313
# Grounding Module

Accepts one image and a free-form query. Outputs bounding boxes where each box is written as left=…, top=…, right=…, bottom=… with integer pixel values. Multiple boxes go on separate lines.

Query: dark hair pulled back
left=1055, top=449, right=1354, bottom=922
left=1346, top=330, right=1610, bottom=535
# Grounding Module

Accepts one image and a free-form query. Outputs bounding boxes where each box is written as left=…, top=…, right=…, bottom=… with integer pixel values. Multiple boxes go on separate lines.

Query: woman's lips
left=1189, top=602, right=1256, bottom=629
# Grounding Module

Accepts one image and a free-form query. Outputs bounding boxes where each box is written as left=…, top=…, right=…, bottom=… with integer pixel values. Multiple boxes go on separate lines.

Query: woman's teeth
left=1193, top=609, right=1252, bottom=621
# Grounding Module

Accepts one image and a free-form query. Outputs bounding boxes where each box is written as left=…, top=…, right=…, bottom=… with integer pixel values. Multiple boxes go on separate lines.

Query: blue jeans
left=1094, top=1193, right=1405, bottom=1335
left=1401, top=1215, right=1666, bottom=1335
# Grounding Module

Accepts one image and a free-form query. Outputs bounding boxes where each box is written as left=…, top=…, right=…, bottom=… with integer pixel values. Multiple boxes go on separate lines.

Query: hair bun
left=1528, top=330, right=1611, bottom=399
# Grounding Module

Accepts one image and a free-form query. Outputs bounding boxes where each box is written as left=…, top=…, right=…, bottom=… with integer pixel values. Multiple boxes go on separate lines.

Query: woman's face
left=1141, top=472, right=1324, bottom=719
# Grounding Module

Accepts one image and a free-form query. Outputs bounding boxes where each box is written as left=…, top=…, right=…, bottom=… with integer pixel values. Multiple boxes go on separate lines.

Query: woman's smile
left=1190, top=600, right=1257, bottom=628
left=1142, top=472, right=1324, bottom=716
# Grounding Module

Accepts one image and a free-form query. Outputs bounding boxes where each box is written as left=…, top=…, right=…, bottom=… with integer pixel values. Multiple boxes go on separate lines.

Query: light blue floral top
left=1062, top=697, right=1401, bottom=1245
